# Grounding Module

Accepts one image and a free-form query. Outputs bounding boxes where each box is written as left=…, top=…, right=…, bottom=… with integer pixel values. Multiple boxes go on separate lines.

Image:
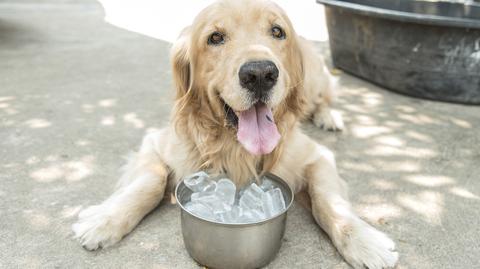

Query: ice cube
left=260, top=178, right=276, bottom=192
left=193, top=193, right=231, bottom=214
left=213, top=202, right=232, bottom=215
left=190, top=191, right=215, bottom=201
left=204, top=181, right=217, bottom=192
left=267, top=188, right=286, bottom=215
left=215, top=178, right=236, bottom=205
left=191, top=192, right=218, bottom=206
left=184, top=202, right=215, bottom=220
left=183, top=171, right=215, bottom=192
left=261, top=191, right=275, bottom=218
left=215, top=212, right=226, bottom=222
left=250, top=209, right=266, bottom=221
left=222, top=205, right=243, bottom=223
left=239, top=183, right=263, bottom=210
left=235, top=188, right=244, bottom=205
left=238, top=208, right=265, bottom=222
left=238, top=210, right=256, bottom=223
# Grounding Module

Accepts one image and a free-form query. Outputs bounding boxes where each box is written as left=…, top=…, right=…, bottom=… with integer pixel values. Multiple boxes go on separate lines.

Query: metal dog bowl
left=175, top=173, right=294, bottom=269
left=318, top=0, right=480, bottom=104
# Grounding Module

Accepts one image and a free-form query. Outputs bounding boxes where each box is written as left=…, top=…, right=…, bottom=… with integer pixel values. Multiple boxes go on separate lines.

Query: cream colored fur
left=72, top=1, right=397, bottom=268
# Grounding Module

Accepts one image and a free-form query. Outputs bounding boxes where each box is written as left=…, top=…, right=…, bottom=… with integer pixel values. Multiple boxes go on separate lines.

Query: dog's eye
left=271, top=26, right=286, bottom=40
left=208, top=32, right=225, bottom=45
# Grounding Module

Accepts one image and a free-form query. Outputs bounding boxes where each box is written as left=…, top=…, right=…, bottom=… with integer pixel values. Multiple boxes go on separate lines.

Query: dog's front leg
left=306, top=144, right=398, bottom=269
left=72, top=131, right=169, bottom=250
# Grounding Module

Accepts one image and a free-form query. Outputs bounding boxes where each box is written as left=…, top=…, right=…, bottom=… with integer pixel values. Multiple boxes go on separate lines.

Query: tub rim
left=317, top=0, right=480, bottom=29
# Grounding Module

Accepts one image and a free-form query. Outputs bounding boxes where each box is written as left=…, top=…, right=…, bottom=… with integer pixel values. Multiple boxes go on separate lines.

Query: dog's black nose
left=239, top=60, right=279, bottom=97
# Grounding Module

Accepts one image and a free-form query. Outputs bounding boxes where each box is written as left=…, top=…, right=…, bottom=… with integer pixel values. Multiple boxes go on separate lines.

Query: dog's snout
left=239, top=60, right=279, bottom=97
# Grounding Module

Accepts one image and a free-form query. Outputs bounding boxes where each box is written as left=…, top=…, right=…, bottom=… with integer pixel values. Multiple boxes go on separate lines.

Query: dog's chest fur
left=167, top=129, right=269, bottom=187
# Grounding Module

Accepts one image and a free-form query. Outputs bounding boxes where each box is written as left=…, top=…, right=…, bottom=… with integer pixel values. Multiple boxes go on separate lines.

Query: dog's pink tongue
left=237, top=103, right=281, bottom=156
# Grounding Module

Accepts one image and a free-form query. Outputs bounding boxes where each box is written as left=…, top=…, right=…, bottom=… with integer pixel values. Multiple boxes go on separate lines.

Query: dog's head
left=172, top=0, right=305, bottom=156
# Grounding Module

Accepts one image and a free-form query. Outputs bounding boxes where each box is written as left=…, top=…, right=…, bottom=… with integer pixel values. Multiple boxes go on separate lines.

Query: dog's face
left=172, top=0, right=304, bottom=156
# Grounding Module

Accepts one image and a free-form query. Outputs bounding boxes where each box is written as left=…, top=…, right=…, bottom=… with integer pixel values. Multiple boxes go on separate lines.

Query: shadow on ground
left=1, top=1, right=479, bottom=269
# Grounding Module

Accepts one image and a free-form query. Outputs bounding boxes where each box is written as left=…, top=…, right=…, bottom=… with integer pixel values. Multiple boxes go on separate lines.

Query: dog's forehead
left=195, top=0, right=286, bottom=30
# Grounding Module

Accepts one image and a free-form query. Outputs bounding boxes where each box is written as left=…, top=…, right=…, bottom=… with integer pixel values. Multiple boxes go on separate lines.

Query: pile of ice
left=182, top=171, right=287, bottom=223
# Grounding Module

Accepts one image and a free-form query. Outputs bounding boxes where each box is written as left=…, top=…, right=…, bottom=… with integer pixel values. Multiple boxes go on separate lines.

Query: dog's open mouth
left=223, top=99, right=281, bottom=156
left=224, top=102, right=238, bottom=127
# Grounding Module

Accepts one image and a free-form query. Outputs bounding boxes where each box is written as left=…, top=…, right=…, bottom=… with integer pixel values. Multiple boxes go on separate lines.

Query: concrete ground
left=1, top=1, right=480, bottom=268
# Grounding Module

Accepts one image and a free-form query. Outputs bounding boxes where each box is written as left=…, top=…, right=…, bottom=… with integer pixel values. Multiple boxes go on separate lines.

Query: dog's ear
left=170, top=27, right=192, bottom=100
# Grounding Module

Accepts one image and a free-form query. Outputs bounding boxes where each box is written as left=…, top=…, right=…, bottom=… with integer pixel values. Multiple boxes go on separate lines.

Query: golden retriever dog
left=73, top=0, right=398, bottom=268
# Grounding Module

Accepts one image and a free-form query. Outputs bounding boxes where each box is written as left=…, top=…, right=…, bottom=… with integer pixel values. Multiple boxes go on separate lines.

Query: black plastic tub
left=317, top=0, right=480, bottom=104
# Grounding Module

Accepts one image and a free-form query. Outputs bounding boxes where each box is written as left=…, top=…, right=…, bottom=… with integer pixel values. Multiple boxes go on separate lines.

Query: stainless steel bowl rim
left=175, top=172, right=294, bottom=227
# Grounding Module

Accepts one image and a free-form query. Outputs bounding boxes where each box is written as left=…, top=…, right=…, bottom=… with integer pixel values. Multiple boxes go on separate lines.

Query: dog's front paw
left=313, top=109, right=344, bottom=131
left=335, top=218, right=398, bottom=269
left=72, top=205, right=123, bottom=251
